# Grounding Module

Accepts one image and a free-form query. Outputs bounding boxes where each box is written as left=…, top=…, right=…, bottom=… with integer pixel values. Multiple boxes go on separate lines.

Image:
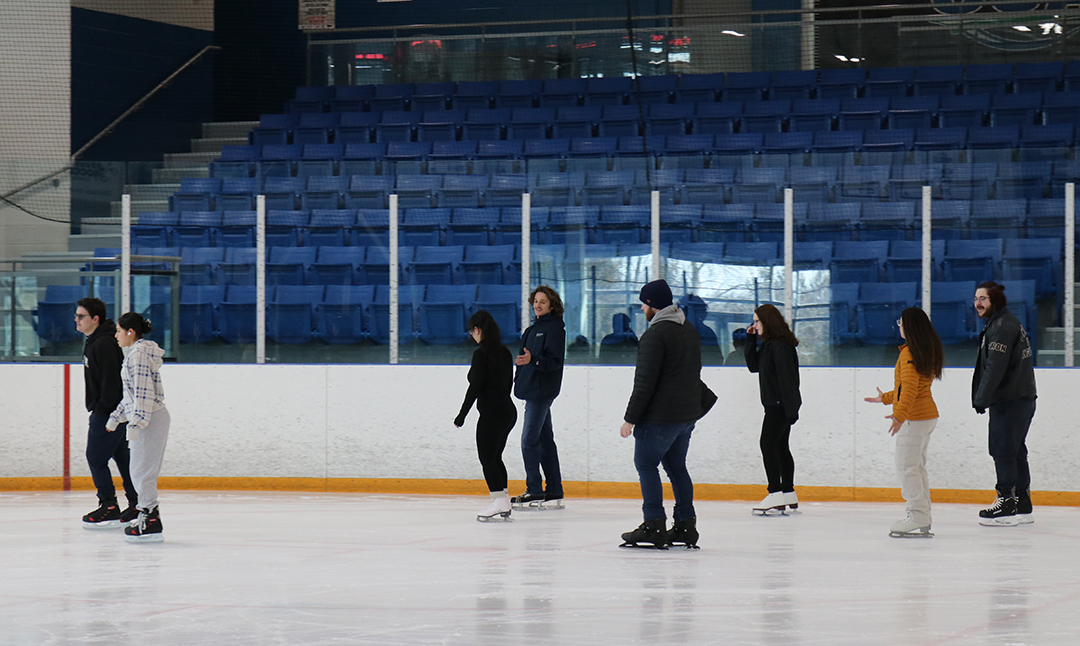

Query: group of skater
left=455, top=278, right=1038, bottom=549
left=76, top=298, right=170, bottom=542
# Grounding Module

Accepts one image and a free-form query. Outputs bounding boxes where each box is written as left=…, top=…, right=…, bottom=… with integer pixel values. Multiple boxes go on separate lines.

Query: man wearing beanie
left=619, top=279, right=716, bottom=549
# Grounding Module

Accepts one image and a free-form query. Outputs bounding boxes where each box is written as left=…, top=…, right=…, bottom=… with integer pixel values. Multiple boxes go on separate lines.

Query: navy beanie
left=639, top=279, right=673, bottom=310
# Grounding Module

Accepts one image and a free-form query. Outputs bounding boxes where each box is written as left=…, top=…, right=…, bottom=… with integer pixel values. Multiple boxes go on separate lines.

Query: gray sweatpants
left=894, top=417, right=937, bottom=526
left=129, top=408, right=170, bottom=512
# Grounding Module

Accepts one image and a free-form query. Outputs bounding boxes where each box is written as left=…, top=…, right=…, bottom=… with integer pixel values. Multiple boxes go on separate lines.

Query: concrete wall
left=6, top=363, right=1078, bottom=495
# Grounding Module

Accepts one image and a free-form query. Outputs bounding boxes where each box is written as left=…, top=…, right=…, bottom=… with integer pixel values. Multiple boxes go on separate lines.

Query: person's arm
left=95, top=344, right=124, bottom=414
left=106, top=349, right=155, bottom=432
left=887, top=359, right=920, bottom=424
left=972, top=320, right=1013, bottom=410
left=744, top=337, right=760, bottom=373
left=532, top=323, right=566, bottom=373
left=773, top=344, right=801, bottom=423
left=624, top=332, right=663, bottom=424
left=455, top=351, right=486, bottom=427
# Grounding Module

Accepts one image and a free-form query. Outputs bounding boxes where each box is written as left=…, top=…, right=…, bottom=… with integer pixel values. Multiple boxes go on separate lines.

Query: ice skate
left=619, top=519, right=668, bottom=550
left=120, top=502, right=139, bottom=525
left=782, top=491, right=800, bottom=513
left=752, top=492, right=788, bottom=516
left=82, top=498, right=123, bottom=529
left=979, top=496, right=1020, bottom=527
left=538, top=492, right=565, bottom=510
left=124, top=507, right=164, bottom=543
left=666, top=517, right=700, bottom=550
left=477, top=491, right=513, bottom=522
left=889, top=515, right=933, bottom=538
left=1016, top=490, right=1034, bottom=525
left=511, top=491, right=546, bottom=510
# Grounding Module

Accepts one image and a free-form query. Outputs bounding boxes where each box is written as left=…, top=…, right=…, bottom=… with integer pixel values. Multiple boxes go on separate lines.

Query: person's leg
left=128, top=410, right=171, bottom=512
left=660, top=423, right=695, bottom=522
left=86, top=413, right=124, bottom=503
left=519, top=399, right=552, bottom=495
left=759, top=407, right=786, bottom=493
left=894, top=418, right=936, bottom=526
left=988, top=401, right=1019, bottom=497
left=476, top=412, right=514, bottom=492
left=1013, top=399, right=1036, bottom=497
left=537, top=404, right=563, bottom=498
left=110, top=422, right=137, bottom=508
left=778, top=421, right=795, bottom=492
left=634, top=423, right=674, bottom=522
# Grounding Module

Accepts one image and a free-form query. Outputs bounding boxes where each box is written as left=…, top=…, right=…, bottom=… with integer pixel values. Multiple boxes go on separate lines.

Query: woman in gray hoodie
left=108, top=312, right=170, bottom=543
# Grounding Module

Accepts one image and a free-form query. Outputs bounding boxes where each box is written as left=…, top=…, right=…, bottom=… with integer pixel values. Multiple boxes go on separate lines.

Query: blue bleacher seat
left=483, top=173, right=529, bottom=209
left=861, top=128, right=912, bottom=166
left=789, top=166, right=836, bottom=202
left=943, top=239, right=1003, bottom=282
left=659, top=205, right=701, bottom=243
left=937, top=94, right=989, bottom=129
left=968, top=199, right=1026, bottom=240
left=540, top=78, right=587, bottom=108
left=751, top=203, right=808, bottom=243
left=682, top=168, right=734, bottom=205
left=670, top=242, right=725, bottom=262
left=496, top=79, right=542, bottom=109
left=913, top=127, right=967, bottom=164
left=307, top=208, right=356, bottom=247
left=913, top=65, right=963, bottom=96
left=793, top=240, right=833, bottom=268
left=508, top=108, right=555, bottom=140
left=1026, top=198, right=1066, bottom=238
left=312, top=245, right=365, bottom=286
left=1002, top=238, right=1061, bottom=301
left=413, top=82, right=456, bottom=112
left=291, top=86, right=334, bottom=113
left=599, top=105, right=643, bottom=138
left=298, top=143, right=344, bottom=177
left=453, top=81, right=498, bottom=111
left=861, top=202, right=915, bottom=241
left=553, top=106, right=601, bottom=139
left=581, top=170, right=633, bottom=206
left=429, top=141, right=477, bottom=175
left=789, top=98, right=839, bottom=133
left=345, top=175, right=392, bottom=210
left=267, top=285, right=323, bottom=343
left=731, top=167, right=785, bottom=204
left=302, top=176, right=348, bottom=211
left=692, top=102, right=742, bottom=136
left=770, top=70, right=818, bottom=101
left=399, top=207, right=448, bottom=246
left=218, top=285, right=257, bottom=344
left=888, top=163, right=942, bottom=201
left=990, top=92, right=1042, bottom=128
left=369, top=283, right=423, bottom=343
left=995, top=162, right=1051, bottom=201
left=474, top=284, right=523, bottom=343
left=547, top=206, right=598, bottom=245
left=359, top=246, right=413, bottom=286
left=212, top=145, right=258, bottom=179
left=963, top=63, right=1012, bottom=96
left=698, top=204, right=750, bottom=243
left=967, top=126, right=1020, bottom=164
left=418, top=109, right=465, bottom=142
left=318, top=284, right=376, bottom=343
left=830, top=282, right=860, bottom=344
left=723, top=72, right=769, bottom=102
left=216, top=211, right=255, bottom=248
left=585, top=77, right=632, bottom=106
left=133, top=212, right=177, bottom=248
left=885, top=239, right=945, bottom=283
left=927, top=200, right=970, bottom=241
left=405, top=245, right=463, bottom=285
left=175, top=211, right=220, bottom=247
left=647, top=103, right=695, bottom=137
left=295, top=113, right=338, bottom=146
left=941, top=162, right=996, bottom=201
left=418, top=285, right=477, bottom=344
left=1018, top=124, right=1074, bottom=162
left=353, top=208, right=392, bottom=248
left=930, top=281, right=977, bottom=344
left=857, top=281, right=917, bottom=344
left=328, top=85, right=374, bottom=113
left=724, top=241, right=779, bottom=265
left=819, top=68, right=865, bottom=100
left=830, top=240, right=888, bottom=283
left=596, top=206, right=648, bottom=244
left=633, top=75, right=678, bottom=105
left=437, top=174, right=486, bottom=209
left=458, top=244, right=516, bottom=285
left=838, top=165, right=889, bottom=201
left=865, top=66, right=915, bottom=99
left=370, top=83, right=413, bottom=112
left=675, top=73, right=724, bottom=103
left=377, top=111, right=419, bottom=143
left=805, top=202, right=859, bottom=242
left=257, top=144, right=302, bottom=178
left=810, top=130, right=863, bottom=166
left=261, top=176, right=304, bottom=211
left=251, top=114, right=297, bottom=147
left=179, top=247, right=224, bottom=286
left=179, top=285, right=224, bottom=343
left=1040, top=91, right=1080, bottom=126
left=742, top=100, right=790, bottom=134
left=839, top=98, right=888, bottom=131
left=760, top=131, right=813, bottom=166
left=1014, top=61, right=1061, bottom=94
left=265, top=210, right=307, bottom=247
left=888, top=96, right=938, bottom=130
left=340, top=142, right=386, bottom=176
left=335, top=112, right=379, bottom=146
left=447, top=207, right=499, bottom=246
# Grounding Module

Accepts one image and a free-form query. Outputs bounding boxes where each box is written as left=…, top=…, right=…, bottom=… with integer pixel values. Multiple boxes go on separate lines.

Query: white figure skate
left=752, top=492, right=789, bottom=516
left=477, top=491, right=512, bottom=522
left=889, top=515, right=934, bottom=538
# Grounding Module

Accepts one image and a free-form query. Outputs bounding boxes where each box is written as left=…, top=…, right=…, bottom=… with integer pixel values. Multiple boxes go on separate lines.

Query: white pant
left=129, top=408, right=170, bottom=512
left=894, top=418, right=937, bottom=525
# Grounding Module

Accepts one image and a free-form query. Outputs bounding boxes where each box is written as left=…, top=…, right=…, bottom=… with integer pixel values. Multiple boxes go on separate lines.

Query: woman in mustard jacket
left=865, top=307, right=944, bottom=538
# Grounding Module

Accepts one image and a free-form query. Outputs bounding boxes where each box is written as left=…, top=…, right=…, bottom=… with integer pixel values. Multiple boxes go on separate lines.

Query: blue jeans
left=634, top=421, right=695, bottom=522
left=520, top=398, right=562, bottom=497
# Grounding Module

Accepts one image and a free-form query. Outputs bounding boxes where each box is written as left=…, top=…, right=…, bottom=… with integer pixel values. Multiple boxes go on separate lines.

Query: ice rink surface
left=2, top=491, right=1079, bottom=645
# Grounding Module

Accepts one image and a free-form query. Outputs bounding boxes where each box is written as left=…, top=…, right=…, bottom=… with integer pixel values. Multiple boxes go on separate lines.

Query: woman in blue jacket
left=512, top=286, right=566, bottom=507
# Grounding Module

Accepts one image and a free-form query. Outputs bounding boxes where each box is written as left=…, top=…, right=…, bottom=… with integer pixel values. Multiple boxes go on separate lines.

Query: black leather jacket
left=972, top=307, right=1037, bottom=410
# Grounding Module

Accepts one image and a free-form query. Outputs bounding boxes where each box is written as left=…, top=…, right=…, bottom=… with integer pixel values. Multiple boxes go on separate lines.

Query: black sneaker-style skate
left=124, top=507, right=164, bottom=543
left=619, top=519, right=669, bottom=550
left=1016, top=490, right=1034, bottom=525
left=667, top=518, right=700, bottom=549
left=979, top=496, right=1019, bottom=527
left=541, top=492, right=565, bottom=510
left=511, top=492, right=546, bottom=510
left=120, top=504, right=139, bottom=524
left=82, top=498, right=122, bottom=529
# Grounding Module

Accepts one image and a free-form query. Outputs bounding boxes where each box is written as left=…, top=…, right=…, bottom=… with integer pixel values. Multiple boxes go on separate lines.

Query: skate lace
left=135, top=510, right=148, bottom=532
left=987, top=497, right=1004, bottom=511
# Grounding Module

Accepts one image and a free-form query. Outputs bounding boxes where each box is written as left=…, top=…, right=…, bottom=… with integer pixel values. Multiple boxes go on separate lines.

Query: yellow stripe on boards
left=2, top=477, right=1078, bottom=506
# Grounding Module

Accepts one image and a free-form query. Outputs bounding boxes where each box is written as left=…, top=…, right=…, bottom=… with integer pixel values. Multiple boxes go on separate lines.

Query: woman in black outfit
left=745, top=304, right=802, bottom=515
left=455, top=310, right=518, bottom=521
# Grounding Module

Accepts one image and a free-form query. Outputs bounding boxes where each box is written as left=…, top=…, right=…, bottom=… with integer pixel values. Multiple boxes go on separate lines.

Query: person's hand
left=620, top=422, right=634, bottom=438
left=515, top=348, right=532, bottom=366
left=864, top=387, right=884, bottom=404
left=745, top=324, right=756, bottom=336
left=787, top=415, right=798, bottom=426
left=975, top=407, right=986, bottom=415
left=453, top=416, right=465, bottom=428
left=886, top=415, right=903, bottom=436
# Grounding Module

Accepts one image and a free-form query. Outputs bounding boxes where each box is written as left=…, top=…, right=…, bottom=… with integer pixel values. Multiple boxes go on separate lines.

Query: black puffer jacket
left=624, top=306, right=710, bottom=425
left=514, top=313, right=566, bottom=401
left=745, top=337, right=802, bottom=423
left=972, top=307, right=1037, bottom=410
left=83, top=320, right=124, bottom=416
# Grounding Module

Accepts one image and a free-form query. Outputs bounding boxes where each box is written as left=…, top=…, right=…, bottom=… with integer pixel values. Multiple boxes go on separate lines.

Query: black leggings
left=476, top=406, right=518, bottom=492
left=760, top=406, right=795, bottom=494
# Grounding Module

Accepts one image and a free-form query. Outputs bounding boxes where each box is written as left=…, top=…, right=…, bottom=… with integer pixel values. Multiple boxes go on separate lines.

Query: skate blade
left=979, top=517, right=1020, bottom=527
left=1016, top=514, right=1034, bottom=525
left=669, top=543, right=701, bottom=550
left=124, top=533, right=164, bottom=543
left=889, top=530, right=934, bottom=538
left=619, top=542, right=669, bottom=550
left=82, top=520, right=123, bottom=530
left=476, top=512, right=513, bottom=522
left=752, top=508, right=787, bottom=516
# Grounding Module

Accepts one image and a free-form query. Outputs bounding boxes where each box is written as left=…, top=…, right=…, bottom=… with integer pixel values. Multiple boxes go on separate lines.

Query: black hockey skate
left=667, top=517, right=700, bottom=549
left=1016, top=489, right=1034, bottom=525
left=120, top=501, right=139, bottom=524
left=619, top=519, right=669, bottom=550
left=82, top=498, right=122, bottom=529
left=512, top=491, right=564, bottom=510
left=979, top=494, right=1019, bottom=527
left=124, top=507, right=163, bottom=543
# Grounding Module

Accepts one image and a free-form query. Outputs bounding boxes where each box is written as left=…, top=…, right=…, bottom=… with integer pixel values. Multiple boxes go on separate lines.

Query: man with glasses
left=971, top=282, right=1037, bottom=527
left=75, top=297, right=138, bottom=528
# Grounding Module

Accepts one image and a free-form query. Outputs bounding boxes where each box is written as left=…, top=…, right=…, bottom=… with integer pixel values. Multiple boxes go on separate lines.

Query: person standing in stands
left=512, top=286, right=566, bottom=508
left=455, top=310, right=518, bottom=522
left=972, top=281, right=1037, bottom=527
left=745, top=304, right=802, bottom=516
left=864, top=307, right=943, bottom=538
left=618, top=280, right=716, bottom=549
left=108, top=313, right=171, bottom=542
left=725, top=328, right=748, bottom=366
left=76, top=297, right=138, bottom=529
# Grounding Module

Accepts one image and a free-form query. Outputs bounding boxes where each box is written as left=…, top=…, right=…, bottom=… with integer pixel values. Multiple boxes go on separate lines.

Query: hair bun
left=142, top=319, right=153, bottom=334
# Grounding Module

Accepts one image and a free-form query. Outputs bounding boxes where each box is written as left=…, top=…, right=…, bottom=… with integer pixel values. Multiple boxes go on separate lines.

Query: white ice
left=2, top=491, right=1079, bottom=645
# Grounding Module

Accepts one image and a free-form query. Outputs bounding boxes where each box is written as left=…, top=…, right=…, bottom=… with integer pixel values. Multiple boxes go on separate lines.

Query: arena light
left=1012, top=25, right=1032, bottom=32
left=835, top=54, right=849, bottom=62
left=721, top=30, right=745, bottom=37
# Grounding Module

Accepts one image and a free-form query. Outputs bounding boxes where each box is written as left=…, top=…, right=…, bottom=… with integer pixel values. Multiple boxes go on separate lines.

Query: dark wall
left=214, top=0, right=307, bottom=123
left=71, top=8, right=213, bottom=161
left=335, top=0, right=672, bottom=29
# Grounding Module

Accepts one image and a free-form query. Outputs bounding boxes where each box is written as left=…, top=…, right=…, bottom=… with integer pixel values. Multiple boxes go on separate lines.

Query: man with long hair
left=972, top=281, right=1037, bottom=526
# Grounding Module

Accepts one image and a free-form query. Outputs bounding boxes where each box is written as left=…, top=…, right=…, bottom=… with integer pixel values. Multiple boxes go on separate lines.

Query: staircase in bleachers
left=137, top=64, right=1080, bottom=349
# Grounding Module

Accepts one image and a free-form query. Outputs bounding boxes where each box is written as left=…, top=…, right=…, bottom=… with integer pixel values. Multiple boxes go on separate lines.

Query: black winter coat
left=624, top=311, right=709, bottom=425
left=83, top=320, right=124, bottom=416
left=972, top=307, right=1037, bottom=410
left=514, top=314, right=565, bottom=401
left=745, top=338, right=802, bottom=423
